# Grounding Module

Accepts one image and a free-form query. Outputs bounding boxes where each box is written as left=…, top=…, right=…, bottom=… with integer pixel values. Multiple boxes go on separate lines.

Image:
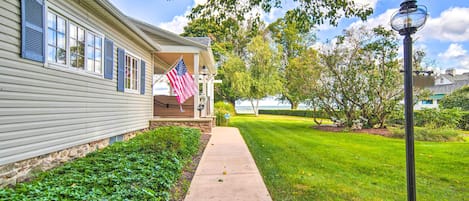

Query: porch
left=149, top=117, right=214, bottom=134
left=131, top=19, right=217, bottom=133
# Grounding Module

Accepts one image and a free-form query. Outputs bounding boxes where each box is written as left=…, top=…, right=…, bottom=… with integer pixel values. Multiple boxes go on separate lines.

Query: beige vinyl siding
left=0, top=0, right=154, bottom=165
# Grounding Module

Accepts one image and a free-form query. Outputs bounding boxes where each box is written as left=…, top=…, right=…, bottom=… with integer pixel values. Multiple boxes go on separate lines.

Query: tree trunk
left=255, top=100, right=259, bottom=116
left=291, top=102, right=299, bottom=110
left=286, top=97, right=299, bottom=110
left=229, top=98, right=236, bottom=108
left=250, top=99, right=260, bottom=116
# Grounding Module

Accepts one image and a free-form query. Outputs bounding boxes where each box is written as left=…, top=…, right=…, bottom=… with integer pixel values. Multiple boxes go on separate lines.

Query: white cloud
left=347, top=7, right=469, bottom=43
left=439, top=43, right=467, bottom=59
left=419, top=7, right=469, bottom=42
left=158, top=15, right=189, bottom=34
left=438, top=43, right=469, bottom=73
left=157, top=0, right=207, bottom=34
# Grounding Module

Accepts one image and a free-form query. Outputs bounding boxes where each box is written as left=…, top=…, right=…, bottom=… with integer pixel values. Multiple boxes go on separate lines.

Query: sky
left=110, top=0, right=469, bottom=106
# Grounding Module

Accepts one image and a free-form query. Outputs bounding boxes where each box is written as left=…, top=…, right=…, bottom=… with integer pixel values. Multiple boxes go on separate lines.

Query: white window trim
left=124, top=50, right=141, bottom=94
left=45, top=7, right=105, bottom=79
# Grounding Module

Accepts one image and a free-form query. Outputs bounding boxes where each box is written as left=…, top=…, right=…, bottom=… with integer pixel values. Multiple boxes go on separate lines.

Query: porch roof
left=128, top=18, right=216, bottom=75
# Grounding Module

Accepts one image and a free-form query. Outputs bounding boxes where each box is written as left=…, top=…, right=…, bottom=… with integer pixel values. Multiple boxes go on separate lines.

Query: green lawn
left=230, top=115, right=468, bottom=201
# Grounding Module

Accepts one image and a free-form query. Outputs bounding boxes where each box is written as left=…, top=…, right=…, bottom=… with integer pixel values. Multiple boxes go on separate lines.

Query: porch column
left=194, top=53, right=200, bottom=119
left=201, top=75, right=208, bottom=117
left=209, top=76, right=214, bottom=116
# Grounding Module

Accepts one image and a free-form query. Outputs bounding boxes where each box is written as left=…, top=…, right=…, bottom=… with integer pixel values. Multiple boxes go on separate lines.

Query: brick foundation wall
left=0, top=129, right=146, bottom=188
left=149, top=119, right=213, bottom=134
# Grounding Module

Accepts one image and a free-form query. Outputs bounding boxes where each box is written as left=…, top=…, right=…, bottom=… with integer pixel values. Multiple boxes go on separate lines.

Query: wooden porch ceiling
left=155, top=53, right=195, bottom=74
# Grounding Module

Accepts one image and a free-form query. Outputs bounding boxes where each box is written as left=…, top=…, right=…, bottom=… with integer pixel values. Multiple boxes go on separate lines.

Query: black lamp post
left=390, top=1, right=427, bottom=201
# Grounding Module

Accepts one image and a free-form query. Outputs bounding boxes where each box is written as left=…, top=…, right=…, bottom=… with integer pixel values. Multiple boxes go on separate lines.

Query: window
left=422, top=100, right=433, bottom=105
left=125, top=54, right=139, bottom=91
left=69, top=23, right=85, bottom=69
left=86, top=32, right=103, bottom=74
left=47, top=13, right=66, bottom=64
left=46, top=12, right=103, bottom=75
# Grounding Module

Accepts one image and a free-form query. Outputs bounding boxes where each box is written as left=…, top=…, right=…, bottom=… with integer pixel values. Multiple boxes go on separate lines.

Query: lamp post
left=390, top=1, right=427, bottom=201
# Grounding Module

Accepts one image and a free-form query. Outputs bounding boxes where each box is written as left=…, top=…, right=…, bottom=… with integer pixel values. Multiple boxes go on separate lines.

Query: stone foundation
left=0, top=129, right=146, bottom=188
left=150, top=118, right=214, bottom=134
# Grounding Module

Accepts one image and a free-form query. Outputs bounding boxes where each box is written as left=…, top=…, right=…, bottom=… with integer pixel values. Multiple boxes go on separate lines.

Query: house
left=414, top=69, right=469, bottom=110
left=0, top=0, right=216, bottom=187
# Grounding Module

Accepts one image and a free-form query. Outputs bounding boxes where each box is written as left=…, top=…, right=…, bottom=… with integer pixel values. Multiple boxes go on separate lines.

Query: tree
left=184, top=0, right=373, bottom=106
left=189, top=0, right=373, bottom=32
left=310, top=26, right=402, bottom=128
left=283, top=49, right=321, bottom=109
left=229, top=35, right=283, bottom=116
left=439, top=86, right=469, bottom=110
left=215, top=53, right=248, bottom=106
left=267, top=18, right=316, bottom=109
left=182, top=16, right=262, bottom=106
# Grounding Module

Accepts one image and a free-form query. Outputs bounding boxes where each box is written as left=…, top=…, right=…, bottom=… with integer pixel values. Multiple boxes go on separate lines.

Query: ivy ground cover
left=231, top=115, right=468, bottom=201
left=0, top=126, right=200, bottom=201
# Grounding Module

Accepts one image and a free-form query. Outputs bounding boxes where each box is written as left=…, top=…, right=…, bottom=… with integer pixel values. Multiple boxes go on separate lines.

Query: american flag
left=166, top=58, right=197, bottom=104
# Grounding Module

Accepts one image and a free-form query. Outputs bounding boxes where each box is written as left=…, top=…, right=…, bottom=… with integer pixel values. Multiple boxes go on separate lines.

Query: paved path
left=184, top=127, right=272, bottom=201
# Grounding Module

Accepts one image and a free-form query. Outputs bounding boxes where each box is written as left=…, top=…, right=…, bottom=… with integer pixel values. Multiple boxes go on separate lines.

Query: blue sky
left=110, top=0, right=469, bottom=74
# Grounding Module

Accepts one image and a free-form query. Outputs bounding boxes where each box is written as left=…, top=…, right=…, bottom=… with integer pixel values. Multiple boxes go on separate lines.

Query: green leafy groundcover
left=0, top=126, right=200, bottom=201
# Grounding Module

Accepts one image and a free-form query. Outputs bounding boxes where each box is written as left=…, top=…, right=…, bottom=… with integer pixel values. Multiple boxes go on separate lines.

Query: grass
left=230, top=115, right=469, bottom=201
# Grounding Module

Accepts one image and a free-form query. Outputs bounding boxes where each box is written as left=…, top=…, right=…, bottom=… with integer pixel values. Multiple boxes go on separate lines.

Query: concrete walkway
left=184, top=127, right=272, bottom=201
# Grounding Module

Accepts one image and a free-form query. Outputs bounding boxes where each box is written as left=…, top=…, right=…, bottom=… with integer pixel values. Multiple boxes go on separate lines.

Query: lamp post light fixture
left=390, top=1, right=427, bottom=201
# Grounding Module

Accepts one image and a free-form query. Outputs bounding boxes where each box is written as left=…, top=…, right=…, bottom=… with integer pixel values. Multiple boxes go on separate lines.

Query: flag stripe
left=166, top=58, right=197, bottom=104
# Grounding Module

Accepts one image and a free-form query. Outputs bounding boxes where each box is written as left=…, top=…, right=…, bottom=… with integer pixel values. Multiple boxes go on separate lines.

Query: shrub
left=414, top=108, right=462, bottom=129
left=386, top=105, right=405, bottom=126
left=0, top=127, right=200, bottom=201
left=439, top=85, right=469, bottom=111
left=458, top=111, right=469, bottom=130
left=390, top=127, right=463, bottom=142
left=259, top=109, right=329, bottom=118
left=388, top=107, right=468, bottom=130
left=215, top=101, right=235, bottom=126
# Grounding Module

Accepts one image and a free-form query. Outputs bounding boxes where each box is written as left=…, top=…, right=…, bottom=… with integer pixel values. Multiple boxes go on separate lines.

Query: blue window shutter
left=21, top=0, right=45, bottom=62
left=104, top=38, right=114, bottom=80
left=140, top=60, right=146, bottom=95
left=117, top=48, right=125, bottom=92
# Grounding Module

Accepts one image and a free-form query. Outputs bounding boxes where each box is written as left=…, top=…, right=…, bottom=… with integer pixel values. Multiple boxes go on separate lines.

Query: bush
left=215, top=101, right=235, bottom=126
left=386, top=105, right=405, bottom=126
left=387, top=107, right=468, bottom=130
left=414, top=108, right=462, bottom=129
left=0, top=127, right=200, bottom=201
left=390, top=127, right=463, bottom=142
left=458, top=111, right=469, bottom=130
left=439, top=85, right=469, bottom=111
left=259, top=109, right=329, bottom=118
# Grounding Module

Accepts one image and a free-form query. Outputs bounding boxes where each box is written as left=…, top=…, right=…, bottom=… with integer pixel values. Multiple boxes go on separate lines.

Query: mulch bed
left=314, top=125, right=392, bottom=137
left=171, top=133, right=211, bottom=201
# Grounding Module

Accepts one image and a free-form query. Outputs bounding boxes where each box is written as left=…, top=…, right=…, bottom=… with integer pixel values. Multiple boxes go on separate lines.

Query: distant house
left=0, top=0, right=215, bottom=187
left=415, top=69, right=469, bottom=110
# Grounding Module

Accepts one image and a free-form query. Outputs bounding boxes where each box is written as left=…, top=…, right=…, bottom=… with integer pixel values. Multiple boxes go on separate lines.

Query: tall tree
left=230, top=35, right=283, bottom=116
left=215, top=53, right=248, bottom=106
left=283, top=49, right=321, bottom=109
left=189, top=0, right=373, bottom=32
left=311, top=26, right=402, bottom=128
left=184, top=0, right=373, bottom=106
left=181, top=17, right=262, bottom=106
left=267, top=17, right=316, bottom=109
